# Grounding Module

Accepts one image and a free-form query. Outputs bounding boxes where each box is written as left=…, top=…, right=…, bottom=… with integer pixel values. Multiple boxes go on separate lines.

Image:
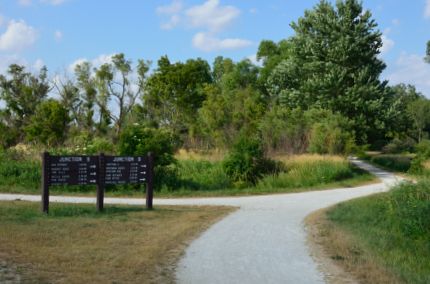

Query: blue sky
left=0, top=0, right=430, bottom=96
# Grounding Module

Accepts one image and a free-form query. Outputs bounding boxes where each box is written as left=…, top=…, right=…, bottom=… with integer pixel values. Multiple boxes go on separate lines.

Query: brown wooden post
left=41, top=152, right=50, bottom=214
left=146, top=152, right=154, bottom=210
left=96, top=153, right=105, bottom=212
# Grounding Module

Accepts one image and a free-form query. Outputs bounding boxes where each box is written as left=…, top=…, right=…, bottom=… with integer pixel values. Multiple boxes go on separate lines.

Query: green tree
left=0, top=64, right=50, bottom=143
left=95, top=54, right=150, bottom=139
left=267, top=0, right=393, bottom=144
left=425, top=40, right=430, bottom=63
left=407, top=98, right=430, bottom=142
left=143, top=56, right=212, bottom=136
left=74, top=62, right=98, bottom=133
left=25, top=99, right=70, bottom=146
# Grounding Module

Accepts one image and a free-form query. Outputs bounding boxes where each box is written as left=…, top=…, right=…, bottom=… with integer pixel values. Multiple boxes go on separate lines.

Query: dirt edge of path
left=305, top=208, right=401, bottom=284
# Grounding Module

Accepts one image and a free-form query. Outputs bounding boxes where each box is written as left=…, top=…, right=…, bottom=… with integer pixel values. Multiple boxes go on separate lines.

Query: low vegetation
left=0, top=148, right=375, bottom=197
left=314, top=180, right=430, bottom=283
left=0, top=201, right=234, bottom=283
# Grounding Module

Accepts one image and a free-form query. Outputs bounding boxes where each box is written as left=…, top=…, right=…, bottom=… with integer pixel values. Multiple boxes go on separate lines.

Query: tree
left=95, top=53, right=150, bottom=139
left=425, top=40, right=430, bottom=63
left=74, top=62, right=98, bottom=133
left=143, top=56, right=212, bottom=135
left=266, top=0, right=393, bottom=144
left=407, top=99, right=430, bottom=142
left=25, top=99, right=70, bottom=146
left=0, top=64, right=50, bottom=143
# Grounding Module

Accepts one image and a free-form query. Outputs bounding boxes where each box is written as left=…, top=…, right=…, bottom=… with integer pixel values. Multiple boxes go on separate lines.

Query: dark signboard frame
left=41, top=152, right=154, bottom=213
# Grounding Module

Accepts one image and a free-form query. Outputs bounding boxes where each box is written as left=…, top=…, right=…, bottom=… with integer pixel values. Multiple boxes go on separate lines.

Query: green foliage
left=143, top=56, right=212, bottom=134
left=409, top=139, right=430, bottom=174
left=197, top=86, right=265, bottom=148
left=0, top=64, right=50, bottom=144
left=407, top=98, right=430, bottom=142
left=223, top=135, right=279, bottom=185
left=257, top=160, right=357, bottom=190
left=119, top=125, right=178, bottom=189
left=370, top=154, right=412, bottom=172
left=307, top=110, right=355, bottom=155
left=327, top=180, right=430, bottom=283
left=266, top=0, right=394, bottom=144
left=25, top=99, right=70, bottom=146
left=381, top=137, right=416, bottom=154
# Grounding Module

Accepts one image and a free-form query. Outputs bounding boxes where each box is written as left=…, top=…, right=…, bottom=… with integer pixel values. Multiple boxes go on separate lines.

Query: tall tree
left=267, top=0, right=393, bottom=144
left=95, top=53, right=150, bottom=139
left=75, top=62, right=97, bottom=133
left=0, top=64, right=50, bottom=143
left=143, top=56, right=212, bottom=134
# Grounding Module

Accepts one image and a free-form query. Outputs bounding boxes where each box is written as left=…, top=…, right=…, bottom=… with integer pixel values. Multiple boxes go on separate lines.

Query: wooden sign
left=105, top=156, right=149, bottom=185
left=41, top=152, right=154, bottom=214
left=48, top=156, right=99, bottom=186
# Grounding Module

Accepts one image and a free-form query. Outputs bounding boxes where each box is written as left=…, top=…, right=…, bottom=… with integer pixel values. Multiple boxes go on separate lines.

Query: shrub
left=306, top=109, right=355, bottom=155
left=409, top=139, right=430, bottom=174
left=119, top=125, right=178, bottom=189
left=382, top=137, right=416, bottom=154
left=24, top=99, right=70, bottom=146
left=223, top=135, right=280, bottom=185
left=371, top=154, right=412, bottom=172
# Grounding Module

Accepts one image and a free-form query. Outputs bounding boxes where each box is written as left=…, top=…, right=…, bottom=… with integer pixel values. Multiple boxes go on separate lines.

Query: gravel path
left=0, top=159, right=401, bottom=284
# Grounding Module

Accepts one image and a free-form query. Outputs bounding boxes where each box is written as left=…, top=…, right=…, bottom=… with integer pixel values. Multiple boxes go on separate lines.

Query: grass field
left=0, top=151, right=376, bottom=197
left=0, top=201, right=234, bottom=283
left=312, top=180, right=430, bottom=283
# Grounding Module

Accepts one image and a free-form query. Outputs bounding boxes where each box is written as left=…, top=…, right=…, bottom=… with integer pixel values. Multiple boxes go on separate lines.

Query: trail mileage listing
left=48, top=156, right=98, bottom=186
left=105, top=156, right=149, bottom=185
left=47, top=155, right=149, bottom=186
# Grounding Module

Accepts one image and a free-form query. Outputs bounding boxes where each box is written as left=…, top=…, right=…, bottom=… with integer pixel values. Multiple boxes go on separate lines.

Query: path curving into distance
left=0, top=159, right=402, bottom=283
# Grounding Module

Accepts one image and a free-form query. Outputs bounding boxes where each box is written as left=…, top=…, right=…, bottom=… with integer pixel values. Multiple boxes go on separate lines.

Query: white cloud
left=192, top=32, right=252, bottom=52
left=156, top=0, right=183, bottom=15
left=0, top=20, right=37, bottom=52
left=391, top=19, right=400, bottom=26
left=18, top=0, right=32, bottom=6
left=186, top=0, right=240, bottom=32
left=425, top=0, right=430, bottom=18
left=161, top=15, right=181, bottom=30
left=249, top=8, right=258, bottom=14
left=54, top=30, right=63, bottom=41
left=386, top=53, right=430, bottom=97
left=68, top=54, right=116, bottom=74
left=247, top=54, right=262, bottom=66
left=33, top=58, right=44, bottom=70
left=0, top=15, right=4, bottom=27
left=40, top=0, right=67, bottom=5
left=380, top=34, right=395, bottom=55
left=157, top=0, right=183, bottom=30
left=0, top=55, right=26, bottom=74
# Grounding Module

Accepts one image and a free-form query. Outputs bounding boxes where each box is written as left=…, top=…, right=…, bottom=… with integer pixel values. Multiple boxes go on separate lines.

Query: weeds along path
left=0, top=159, right=401, bottom=284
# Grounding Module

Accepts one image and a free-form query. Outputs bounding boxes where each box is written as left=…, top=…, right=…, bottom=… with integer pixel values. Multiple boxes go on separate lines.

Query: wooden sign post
left=41, top=152, right=155, bottom=214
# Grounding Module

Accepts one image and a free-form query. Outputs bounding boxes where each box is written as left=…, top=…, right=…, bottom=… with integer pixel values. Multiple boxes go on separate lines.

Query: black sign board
left=105, top=156, right=149, bottom=185
left=41, top=152, right=154, bottom=214
left=48, top=156, right=99, bottom=186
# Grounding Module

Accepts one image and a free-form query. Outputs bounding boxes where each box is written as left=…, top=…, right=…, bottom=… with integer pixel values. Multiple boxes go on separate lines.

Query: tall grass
left=327, top=180, right=430, bottom=283
left=257, top=159, right=355, bottom=190
left=0, top=150, right=373, bottom=196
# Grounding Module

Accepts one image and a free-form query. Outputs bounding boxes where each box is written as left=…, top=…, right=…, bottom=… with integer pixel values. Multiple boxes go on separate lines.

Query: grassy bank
left=0, top=152, right=376, bottom=197
left=314, top=180, right=430, bottom=283
left=0, top=201, right=234, bottom=283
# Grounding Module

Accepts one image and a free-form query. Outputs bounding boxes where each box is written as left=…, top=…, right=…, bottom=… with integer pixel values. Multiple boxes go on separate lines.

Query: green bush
left=119, top=125, right=178, bottom=189
left=382, top=137, right=416, bottom=154
left=371, top=154, right=412, bottom=172
left=223, top=135, right=280, bottom=185
left=409, top=139, right=430, bottom=174
left=257, top=160, right=355, bottom=189
left=306, top=109, right=355, bottom=155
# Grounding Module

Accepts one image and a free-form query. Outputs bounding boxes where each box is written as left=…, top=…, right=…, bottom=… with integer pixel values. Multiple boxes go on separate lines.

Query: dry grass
left=305, top=209, right=401, bottom=284
left=274, top=154, right=345, bottom=166
left=0, top=201, right=235, bottom=284
left=175, top=148, right=226, bottom=161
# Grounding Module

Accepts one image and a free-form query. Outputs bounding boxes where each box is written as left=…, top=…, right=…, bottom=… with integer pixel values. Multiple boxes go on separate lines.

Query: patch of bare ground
left=305, top=208, right=402, bottom=284
left=0, top=202, right=236, bottom=283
